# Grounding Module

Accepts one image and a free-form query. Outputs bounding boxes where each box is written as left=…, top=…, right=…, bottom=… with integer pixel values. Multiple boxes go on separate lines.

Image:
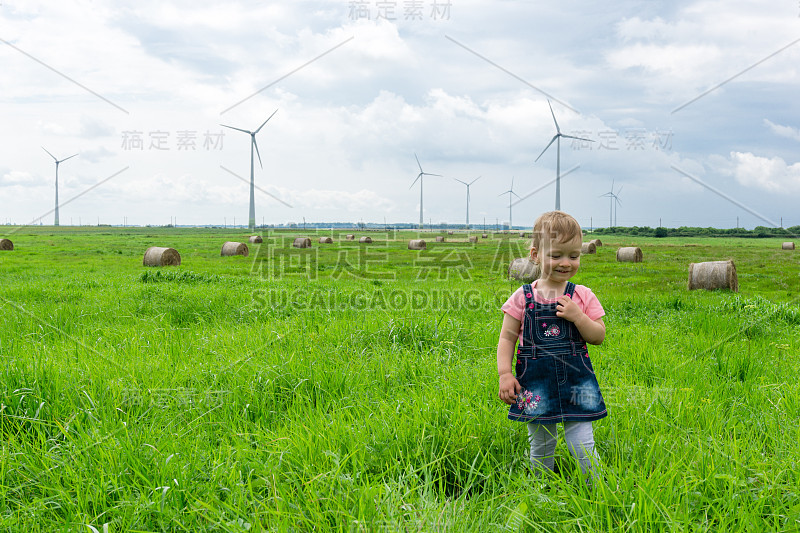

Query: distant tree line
left=592, top=226, right=800, bottom=238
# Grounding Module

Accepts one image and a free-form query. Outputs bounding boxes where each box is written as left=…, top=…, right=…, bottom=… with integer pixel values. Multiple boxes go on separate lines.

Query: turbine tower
left=453, top=176, right=480, bottom=229
left=499, top=177, right=521, bottom=230
left=600, top=180, right=623, bottom=227
left=410, top=153, right=442, bottom=230
left=42, top=147, right=78, bottom=226
left=534, top=100, right=592, bottom=210
left=221, top=109, right=278, bottom=230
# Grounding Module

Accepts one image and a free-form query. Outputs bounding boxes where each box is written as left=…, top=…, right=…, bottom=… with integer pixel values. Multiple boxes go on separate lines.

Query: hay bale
left=293, top=237, right=312, bottom=248
left=0, top=238, right=13, bottom=251
left=508, top=258, right=540, bottom=283
left=482, top=234, right=488, bottom=239
left=346, top=234, right=355, bottom=241
left=435, top=236, right=445, bottom=243
left=447, top=231, right=454, bottom=235
left=143, top=247, right=181, bottom=267
left=221, top=241, right=249, bottom=257
left=782, top=242, right=795, bottom=250
left=519, top=232, right=527, bottom=237
left=590, top=239, right=602, bottom=247
left=359, top=236, right=372, bottom=244
left=248, top=235, right=263, bottom=244
left=581, top=242, right=596, bottom=254
left=468, top=236, right=478, bottom=243
left=319, top=237, right=333, bottom=244
left=616, top=247, right=642, bottom=263
left=408, top=239, right=426, bottom=250
left=688, top=260, right=738, bottom=292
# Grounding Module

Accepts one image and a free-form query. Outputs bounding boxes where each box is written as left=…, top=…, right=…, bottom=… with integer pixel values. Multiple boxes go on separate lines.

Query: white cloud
left=764, top=119, right=800, bottom=142
left=725, top=151, right=800, bottom=193
left=0, top=170, right=42, bottom=186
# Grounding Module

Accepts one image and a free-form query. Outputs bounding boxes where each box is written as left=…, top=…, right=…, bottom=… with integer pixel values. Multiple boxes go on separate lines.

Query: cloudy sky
left=1, top=0, right=799, bottom=229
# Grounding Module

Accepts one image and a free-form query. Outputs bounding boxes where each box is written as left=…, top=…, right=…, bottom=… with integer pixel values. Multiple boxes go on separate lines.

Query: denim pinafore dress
left=508, top=282, right=608, bottom=423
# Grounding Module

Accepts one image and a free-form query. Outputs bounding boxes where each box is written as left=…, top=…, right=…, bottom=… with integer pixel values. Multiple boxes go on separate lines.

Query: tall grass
left=0, top=227, right=798, bottom=531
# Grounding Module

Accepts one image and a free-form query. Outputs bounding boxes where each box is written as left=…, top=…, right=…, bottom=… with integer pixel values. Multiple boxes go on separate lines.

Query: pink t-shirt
left=501, top=280, right=605, bottom=345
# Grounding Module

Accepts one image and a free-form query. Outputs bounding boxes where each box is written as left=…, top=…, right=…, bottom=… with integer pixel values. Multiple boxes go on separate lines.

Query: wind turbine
left=453, top=176, right=480, bottom=229
left=221, top=109, right=278, bottom=231
left=42, top=147, right=78, bottom=226
left=534, top=100, right=593, bottom=210
left=499, top=177, right=521, bottom=230
left=410, top=153, right=442, bottom=230
left=600, top=180, right=622, bottom=227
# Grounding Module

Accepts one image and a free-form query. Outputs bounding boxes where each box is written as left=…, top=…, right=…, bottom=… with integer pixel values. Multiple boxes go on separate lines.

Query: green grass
left=0, top=226, right=799, bottom=531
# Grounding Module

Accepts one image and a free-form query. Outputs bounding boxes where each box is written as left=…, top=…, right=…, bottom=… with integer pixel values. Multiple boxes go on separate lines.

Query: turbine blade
left=511, top=191, right=521, bottom=199
left=469, top=175, right=481, bottom=185
left=62, top=153, right=79, bottom=163
left=220, top=124, right=251, bottom=134
left=535, top=135, right=558, bottom=162
left=561, top=135, right=593, bottom=143
left=42, top=146, right=57, bottom=161
left=410, top=173, right=422, bottom=189
left=423, top=172, right=442, bottom=177
left=454, top=178, right=468, bottom=185
left=254, top=108, right=278, bottom=134
left=616, top=184, right=624, bottom=197
left=253, top=138, right=263, bottom=169
left=414, top=153, right=423, bottom=174
left=498, top=189, right=511, bottom=197
left=548, top=99, right=560, bottom=133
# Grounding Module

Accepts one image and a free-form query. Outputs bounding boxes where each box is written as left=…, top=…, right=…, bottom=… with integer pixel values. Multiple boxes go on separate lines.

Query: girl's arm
left=556, top=295, right=606, bottom=345
left=497, top=313, right=522, bottom=404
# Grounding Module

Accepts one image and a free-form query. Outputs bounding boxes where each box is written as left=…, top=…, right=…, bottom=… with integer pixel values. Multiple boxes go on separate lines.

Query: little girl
left=497, top=210, right=607, bottom=482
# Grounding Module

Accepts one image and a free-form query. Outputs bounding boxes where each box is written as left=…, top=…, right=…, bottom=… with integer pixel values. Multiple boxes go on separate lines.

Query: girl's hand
left=555, top=294, right=583, bottom=323
left=499, top=373, right=521, bottom=405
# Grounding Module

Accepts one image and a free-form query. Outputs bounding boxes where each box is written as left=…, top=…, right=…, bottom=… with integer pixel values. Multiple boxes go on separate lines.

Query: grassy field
left=1, top=226, right=799, bottom=531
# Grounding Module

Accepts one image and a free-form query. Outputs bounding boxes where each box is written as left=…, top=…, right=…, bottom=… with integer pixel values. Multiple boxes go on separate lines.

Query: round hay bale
left=688, top=260, right=738, bottom=292
left=468, top=236, right=478, bottom=243
left=359, top=236, right=372, bottom=244
left=221, top=241, right=249, bottom=257
left=616, top=247, right=642, bottom=263
left=408, top=239, right=426, bottom=250
left=143, top=246, right=181, bottom=267
left=519, top=232, right=527, bottom=238
left=508, top=258, right=540, bottom=283
left=293, top=237, right=312, bottom=248
left=581, top=242, right=596, bottom=254
left=319, top=237, right=333, bottom=244
left=482, top=234, right=488, bottom=239
left=0, top=238, right=13, bottom=251
left=346, top=234, right=355, bottom=241
left=435, top=236, right=445, bottom=243
left=447, top=231, right=454, bottom=235
left=248, top=235, right=263, bottom=244
left=590, top=239, right=602, bottom=247
left=782, top=242, right=795, bottom=250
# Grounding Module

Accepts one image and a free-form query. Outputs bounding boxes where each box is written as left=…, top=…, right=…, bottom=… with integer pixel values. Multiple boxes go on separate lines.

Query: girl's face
left=530, top=234, right=582, bottom=284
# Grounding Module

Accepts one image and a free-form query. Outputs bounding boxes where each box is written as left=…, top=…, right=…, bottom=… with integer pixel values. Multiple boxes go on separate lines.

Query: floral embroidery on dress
left=516, top=390, right=542, bottom=414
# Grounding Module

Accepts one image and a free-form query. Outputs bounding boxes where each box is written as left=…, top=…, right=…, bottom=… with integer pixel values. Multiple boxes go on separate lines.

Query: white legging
left=527, top=421, right=599, bottom=479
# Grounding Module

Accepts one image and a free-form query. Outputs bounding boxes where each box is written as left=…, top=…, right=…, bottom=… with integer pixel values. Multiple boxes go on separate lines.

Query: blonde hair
left=531, top=211, right=582, bottom=251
